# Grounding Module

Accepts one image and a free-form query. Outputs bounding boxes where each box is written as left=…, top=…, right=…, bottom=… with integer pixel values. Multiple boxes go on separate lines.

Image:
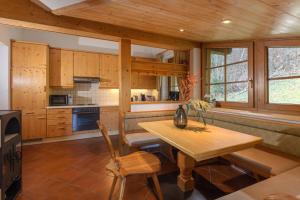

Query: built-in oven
left=72, top=107, right=100, bottom=132
left=49, top=95, right=69, bottom=106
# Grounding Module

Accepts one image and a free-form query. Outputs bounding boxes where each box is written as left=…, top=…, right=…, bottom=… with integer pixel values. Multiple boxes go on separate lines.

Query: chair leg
left=109, top=175, right=118, bottom=200
left=119, top=177, right=126, bottom=200
left=151, top=174, right=164, bottom=200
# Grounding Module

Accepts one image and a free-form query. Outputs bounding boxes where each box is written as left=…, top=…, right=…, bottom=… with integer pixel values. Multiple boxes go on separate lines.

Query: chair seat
left=117, top=151, right=161, bottom=176
left=223, top=148, right=299, bottom=177
left=125, top=132, right=161, bottom=147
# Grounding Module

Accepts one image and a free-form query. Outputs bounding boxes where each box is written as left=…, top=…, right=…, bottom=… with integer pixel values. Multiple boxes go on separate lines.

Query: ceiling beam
left=0, top=0, right=199, bottom=50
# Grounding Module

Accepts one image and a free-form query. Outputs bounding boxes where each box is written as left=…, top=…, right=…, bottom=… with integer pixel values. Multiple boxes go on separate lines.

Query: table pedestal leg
left=177, top=151, right=195, bottom=192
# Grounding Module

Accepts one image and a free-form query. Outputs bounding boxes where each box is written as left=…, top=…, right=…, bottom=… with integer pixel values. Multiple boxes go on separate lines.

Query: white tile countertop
left=46, top=104, right=118, bottom=109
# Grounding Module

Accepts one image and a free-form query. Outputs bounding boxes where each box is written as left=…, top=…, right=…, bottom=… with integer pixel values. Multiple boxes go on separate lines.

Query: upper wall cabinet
left=12, top=41, right=48, bottom=68
left=131, top=72, right=157, bottom=89
left=99, top=54, right=119, bottom=88
left=49, top=48, right=74, bottom=88
left=74, top=51, right=99, bottom=77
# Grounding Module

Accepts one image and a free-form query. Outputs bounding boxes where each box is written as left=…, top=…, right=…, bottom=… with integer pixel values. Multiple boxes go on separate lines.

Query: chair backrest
left=97, top=121, right=116, bottom=161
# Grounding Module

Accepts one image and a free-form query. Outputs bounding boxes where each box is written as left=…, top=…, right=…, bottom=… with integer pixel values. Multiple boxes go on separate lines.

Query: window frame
left=256, top=39, right=300, bottom=114
left=202, top=42, right=254, bottom=109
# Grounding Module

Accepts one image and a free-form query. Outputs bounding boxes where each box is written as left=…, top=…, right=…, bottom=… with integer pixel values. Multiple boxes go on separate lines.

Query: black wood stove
left=0, top=111, right=22, bottom=200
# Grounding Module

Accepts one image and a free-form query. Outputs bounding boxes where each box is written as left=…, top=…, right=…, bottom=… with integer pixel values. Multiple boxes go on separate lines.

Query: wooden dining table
left=138, top=120, right=263, bottom=192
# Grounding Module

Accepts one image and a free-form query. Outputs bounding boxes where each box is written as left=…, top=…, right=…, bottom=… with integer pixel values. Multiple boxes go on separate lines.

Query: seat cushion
left=125, top=132, right=161, bottom=147
left=223, top=148, right=299, bottom=177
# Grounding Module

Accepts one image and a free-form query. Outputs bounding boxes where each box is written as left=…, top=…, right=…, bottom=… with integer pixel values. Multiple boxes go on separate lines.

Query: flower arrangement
left=179, top=73, right=212, bottom=126
left=186, top=99, right=212, bottom=126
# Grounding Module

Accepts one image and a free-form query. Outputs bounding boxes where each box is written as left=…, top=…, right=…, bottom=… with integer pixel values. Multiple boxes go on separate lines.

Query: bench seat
left=125, top=132, right=162, bottom=147
left=217, top=166, right=300, bottom=200
left=223, top=148, right=299, bottom=178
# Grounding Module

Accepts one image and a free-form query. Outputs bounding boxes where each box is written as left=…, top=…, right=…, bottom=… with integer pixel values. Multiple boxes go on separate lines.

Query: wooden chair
left=97, top=121, right=164, bottom=200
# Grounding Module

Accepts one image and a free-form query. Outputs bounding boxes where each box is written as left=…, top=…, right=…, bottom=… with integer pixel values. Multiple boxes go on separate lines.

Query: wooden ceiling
left=36, top=0, right=300, bottom=42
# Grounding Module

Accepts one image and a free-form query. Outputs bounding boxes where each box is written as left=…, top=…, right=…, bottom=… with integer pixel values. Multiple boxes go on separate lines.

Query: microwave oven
left=49, top=95, right=69, bottom=106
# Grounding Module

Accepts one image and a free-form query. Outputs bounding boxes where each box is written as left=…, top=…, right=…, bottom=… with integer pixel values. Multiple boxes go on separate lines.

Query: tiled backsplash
left=50, top=83, right=119, bottom=106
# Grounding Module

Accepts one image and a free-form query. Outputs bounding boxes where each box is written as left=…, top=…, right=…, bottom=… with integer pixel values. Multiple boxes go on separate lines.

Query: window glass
left=226, top=62, right=248, bottom=82
left=210, top=49, right=225, bottom=68
left=210, top=84, right=225, bottom=101
left=227, top=82, right=248, bottom=102
left=210, top=67, right=225, bottom=84
left=268, top=48, right=300, bottom=78
left=226, top=48, right=248, bottom=65
left=269, top=78, right=300, bottom=104
left=268, top=47, right=300, bottom=104
left=207, top=47, right=249, bottom=103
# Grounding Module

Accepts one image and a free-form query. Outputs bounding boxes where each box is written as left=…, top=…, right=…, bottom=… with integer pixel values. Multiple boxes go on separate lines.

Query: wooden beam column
left=119, top=39, right=131, bottom=112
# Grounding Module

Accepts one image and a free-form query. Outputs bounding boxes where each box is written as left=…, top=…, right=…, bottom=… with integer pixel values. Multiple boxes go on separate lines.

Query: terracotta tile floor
left=17, top=137, right=254, bottom=200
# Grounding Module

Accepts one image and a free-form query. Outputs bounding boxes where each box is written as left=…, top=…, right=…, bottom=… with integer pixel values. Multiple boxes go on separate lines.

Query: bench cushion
left=125, top=132, right=161, bottom=147
left=223, top=148, right=299, bottom=177
left=216, top=166, right=300, bottom=200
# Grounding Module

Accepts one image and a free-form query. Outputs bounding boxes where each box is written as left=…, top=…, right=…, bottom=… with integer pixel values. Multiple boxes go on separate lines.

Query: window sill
left=207, top=108, right=300, bottom=126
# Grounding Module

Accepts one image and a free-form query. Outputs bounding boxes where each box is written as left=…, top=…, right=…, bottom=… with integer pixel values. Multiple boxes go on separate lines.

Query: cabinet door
left=49, top=49, right=73, bottom=88
left=86, top=52, right=99, bottom=77
left=100, top=107, right=119, bottom=131
left=131, top=72, right=157, bottom=89
left=12, top=41, right=48, bottom=69
left=11, top=67, right=47, bottom=112
left=74, top=52, right=99, bottom=77
left=74, top=51, right=87, bottom=77
left=99, top=54, right=119, bottom=88
left=22, top=113, right=46, bottom=140
left=61, top=50, right=74, bottom=87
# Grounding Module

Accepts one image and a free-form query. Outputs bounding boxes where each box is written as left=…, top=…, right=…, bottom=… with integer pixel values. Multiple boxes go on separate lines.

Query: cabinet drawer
left=47, top=108, right=72, bottom=115
left=47, top=118, right=72, bottom=126
left=47, top=125, right=72, bottom=137
left=47, top=113, right=72, bottom=120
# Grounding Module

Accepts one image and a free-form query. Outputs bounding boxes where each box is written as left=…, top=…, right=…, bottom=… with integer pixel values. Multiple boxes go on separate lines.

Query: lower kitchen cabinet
left=22, top=112, right=47, bottom=140
left=47, top=108, right=72, bottom=137
left=100, top=106, right=119, bottom=132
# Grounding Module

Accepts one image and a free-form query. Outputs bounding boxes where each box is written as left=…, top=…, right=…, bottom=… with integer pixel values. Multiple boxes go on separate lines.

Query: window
left=205, top=47, right=250, bottom=104
left=268, top=47, right=300, bottom=105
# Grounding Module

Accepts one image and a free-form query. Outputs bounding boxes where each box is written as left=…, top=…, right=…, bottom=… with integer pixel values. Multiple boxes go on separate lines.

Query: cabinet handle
left=58, top=127, right=66, bottom=130
left=57, top=116, right=66, bottom=119
left=58, top=122, right=66, bottom=125
left=25, top=112, right=34, bottom=114
left=37, top=117, right=46, bottom=119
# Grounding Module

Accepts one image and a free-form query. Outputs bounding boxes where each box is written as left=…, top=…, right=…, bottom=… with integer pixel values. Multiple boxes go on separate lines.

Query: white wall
left=190, top=48, right=201, bottom=99
left=0, top=25, right=23, bottom=110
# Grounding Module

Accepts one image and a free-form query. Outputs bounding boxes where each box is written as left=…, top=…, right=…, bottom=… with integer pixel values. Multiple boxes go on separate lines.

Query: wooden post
left=118, top=38, right=131, bottom=113
left=118, top=39, right=131, bottom=153
left=177, top=151, right=195, bottom=192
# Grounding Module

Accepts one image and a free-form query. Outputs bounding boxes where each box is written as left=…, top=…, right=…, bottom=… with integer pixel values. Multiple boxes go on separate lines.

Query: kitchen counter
left=46, top=105, right=118, bottom=109
left=130, top=101, right=182, bottom=105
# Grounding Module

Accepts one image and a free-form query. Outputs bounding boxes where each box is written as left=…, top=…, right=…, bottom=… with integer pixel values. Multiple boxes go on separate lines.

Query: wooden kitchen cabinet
left=131, top=72, right=157, bottom=89
left=100, top=106, right=119, bottom=131
left=74, top=51, right=99, bottom=77
left=22, top=112, right=47, bottom=140
left=49, top=48, right=74, bottom=88
left=11, top=41, right=48, bottom=69
left=47, top=108, right=72, bottom=137
left=99, top=54, right=119, bottom=88
left=11, top=41, right=48, bottom=140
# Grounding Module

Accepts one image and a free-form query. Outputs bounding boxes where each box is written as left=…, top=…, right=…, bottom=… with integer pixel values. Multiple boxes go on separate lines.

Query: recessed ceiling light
left=179, top=28, right=185, bottom=32
left=222, top=19, right=232, bottom=24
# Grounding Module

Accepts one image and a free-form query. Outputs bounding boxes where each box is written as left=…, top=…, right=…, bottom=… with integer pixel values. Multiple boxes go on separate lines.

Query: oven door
left=72, top=110, right=99, bottom=132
